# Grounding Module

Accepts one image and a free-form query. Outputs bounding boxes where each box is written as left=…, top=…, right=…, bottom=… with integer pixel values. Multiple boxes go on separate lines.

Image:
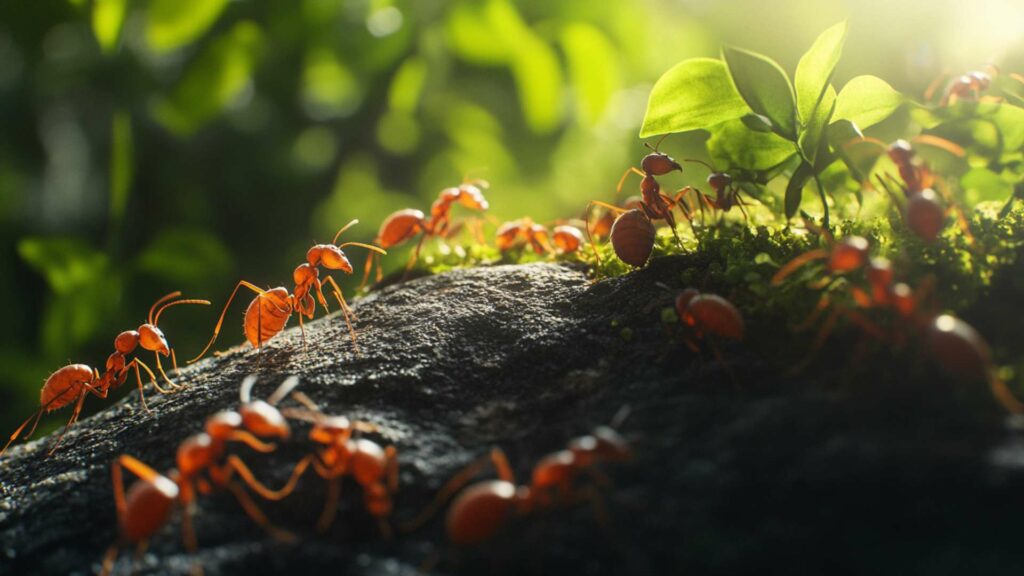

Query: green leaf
left=152, top=22, right=263, bottom=135
left=511, top=34, right=564, bottom=134
left=18, top=237, right=108, bottom=294
left=795, top=21, right=847, bottom=126
left=92, top=0, right=129, bottom=55
left=832, top=75, right=904, bottom=129
left=640, top=58, right=750, bottom=137
left=561, top=23, right=620, bottom=125
left=786, top=161, right=814, bottom=218
left=445, top=0, right=528, bottom=66
left=722, top=46, right=797, bottom=139
left=741, top=113, right=774, bottom=132
left=798, top=85, right=836, bottom=165
left=146, top=0, right=230, bottom=53
left=706, top=118, right=797, bottom=171
left=109, top=111, right=133, bottom=229
left=302, top=47, right=363, bottom=119
left=388, top=56, right=428, bottom=114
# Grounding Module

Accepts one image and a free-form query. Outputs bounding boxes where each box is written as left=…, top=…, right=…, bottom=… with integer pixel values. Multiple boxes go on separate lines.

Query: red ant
left=190, top=219, right=386, bottom=361
left=587, top=140, right=698, bottom=269
left=495, top=219, right=585, bottom=256
left=361, top=179, right=490, bottom=288
left=1, top=292, right=209, bottom=458
left=672, top=287, right=745, bottom=348
left=852, top=137, right=970, bottom=244
left=101, top=375, right=306, bottom=576
left=400, top=414, right=631, bottom=567
left=268, top=399, right=397, bottom=536
left=680, top=160, right=756, bottom=223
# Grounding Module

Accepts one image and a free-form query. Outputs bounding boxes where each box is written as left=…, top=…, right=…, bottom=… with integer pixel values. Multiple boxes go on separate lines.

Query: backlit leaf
left=723, top=46, right=797, bottom=139
left=641, top=58, right=750, bottom=137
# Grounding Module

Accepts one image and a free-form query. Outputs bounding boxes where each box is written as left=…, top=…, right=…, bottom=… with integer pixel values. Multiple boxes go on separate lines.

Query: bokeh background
left=1, top=0, right=1022, bottom=434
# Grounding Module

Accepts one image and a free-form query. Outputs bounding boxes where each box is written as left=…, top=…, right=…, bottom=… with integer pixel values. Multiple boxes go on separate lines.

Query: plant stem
left=813, top=173, right=830, bottom=231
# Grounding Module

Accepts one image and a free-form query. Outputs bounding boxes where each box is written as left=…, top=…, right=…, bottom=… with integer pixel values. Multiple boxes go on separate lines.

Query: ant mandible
left=101, top=375, right=306, bottom=576
left=361, top=179, right=490, bottom=288
left=190, top=219, right=386, bottom=361
left=1, top=292, right=209, bottom=457
left=401, top=416, right=631, bottom=557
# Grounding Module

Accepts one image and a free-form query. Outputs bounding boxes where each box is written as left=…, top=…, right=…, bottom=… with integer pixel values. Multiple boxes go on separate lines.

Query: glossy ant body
left=588, top=141, right=696, bottom=269
left=772, top=235, right=1023, bottom=412
left=191, top=220, right=385, bottom=361
left=1, top=292, right=209, bottom=457
left=495, top=219, right=584, bottom=256
left=673, top=288, right=745, bottom=348
left=101, top=376, right=305, bottom=576
left=402, top=420, right=631, bottom=559
left=362, top=180, right=490, bottom=287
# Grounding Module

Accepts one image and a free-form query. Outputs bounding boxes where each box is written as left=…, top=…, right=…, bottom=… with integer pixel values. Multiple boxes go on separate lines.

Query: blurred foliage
left=1, top=0, right=1023, bottom=436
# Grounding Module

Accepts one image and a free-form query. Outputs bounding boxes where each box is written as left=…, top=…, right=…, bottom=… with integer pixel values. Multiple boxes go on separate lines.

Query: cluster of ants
left=2, top=64, right=1020, bottom=570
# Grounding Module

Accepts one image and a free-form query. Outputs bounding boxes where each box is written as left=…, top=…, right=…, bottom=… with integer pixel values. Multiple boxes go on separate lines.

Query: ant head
left=707, top=172, right=732, bottom=191
left=240, top=400, right=290, bottom=440
left=641, top=152, right=682, bottom=176
left=457, top=183, right=489, bottom=211
left=319, top=245, right=353, bottom=273
left=567, top=426, right=632, bottom=465
left=828, top=236, right=870, bottom=273
left=967, top=71, right=991, bottom=90
left=674, top=288, right=700, bottom=320
left=887, top=140, right=914, bottom=164
left=310, top=415, right=353, bottom=444
left=205, top=410, right=243, bottom=440
left=906, top=189, right=945, bottom=243
left=114, top=330, right=140, bottom=354
left=138, top=324, right=170, bottom=356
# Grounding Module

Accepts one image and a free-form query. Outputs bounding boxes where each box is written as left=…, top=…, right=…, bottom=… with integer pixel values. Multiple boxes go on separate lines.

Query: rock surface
left=2, top=260, right=1024, bottom=575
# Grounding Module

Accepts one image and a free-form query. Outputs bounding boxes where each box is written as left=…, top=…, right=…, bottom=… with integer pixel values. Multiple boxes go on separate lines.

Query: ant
left=269, top=400, right=397, bottom=536
left=400, top=415, right=631, bottom=568
left=361, top=179, right=490, bottom=288
left=496, top=219, right=585, bottom=256
left=190, top=219, right=386, bottom=361
left=1, top=292, right=209, bottom=458
left=587, top=140, right=699, bottom=269
left=101, top=375, right=306, bottom=576
left=671, top=287, right=745, bottom=349
left=681, top=160, right=756, bottom=222
left=853, top=137, right=970, bottom=244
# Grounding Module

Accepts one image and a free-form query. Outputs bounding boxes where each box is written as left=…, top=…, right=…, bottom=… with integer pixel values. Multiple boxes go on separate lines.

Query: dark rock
left=2, top=261, right=1024, bottom=576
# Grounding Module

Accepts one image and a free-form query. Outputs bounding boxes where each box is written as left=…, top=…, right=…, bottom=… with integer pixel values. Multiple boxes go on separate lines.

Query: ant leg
left=266, top=375, right=301, bottom=406
left=399, top=448, right=512, bottom=533
left=228, top=431, right=277, bottom=453
left=658, top=193, right=686, bottom=248
left=316, top=477, right=342, bottom=532
left=795, top=293, right=831, bottom=332
left=989, top=373, right=1024, bottom=414
left=1, top=406, right=47, bottom=457
left=47, top=392, right=88, bottom=456
left=226, top=481, right=296, bottom=542
left=189, top=281, right=268, bottom=363
left=323, top=276, right=359, bottom=350
left=154, top=351, right=181, bottom=391
left=788, top=308, right=842, bottom=375
left=402, top=235, right=427, bottom=281
left=770, top=249, right=830, bottom=285
left=100, top=543, right=120, bottom=576
left=227, top=454, right=313, bottom=500
left=359, top=251, right=376, bottom=291
left=385, top=445, right=399, bottom=494
left=171, top=349, right=180, bottom=377
left=126, top=359, right=163, bottom=412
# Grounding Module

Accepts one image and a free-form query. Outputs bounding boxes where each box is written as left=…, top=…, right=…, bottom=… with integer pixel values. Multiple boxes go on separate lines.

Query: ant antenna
left=644, top=134, right=670, bottom=152
left=148, top=292, right=182, bottom=325
left=331, top=219, right=360, bottom=244
left=153, top=296, right=211, bottom=326
left=338, top=242, right=388, bottom=255
left=683, top=158, right=716, bottom=171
